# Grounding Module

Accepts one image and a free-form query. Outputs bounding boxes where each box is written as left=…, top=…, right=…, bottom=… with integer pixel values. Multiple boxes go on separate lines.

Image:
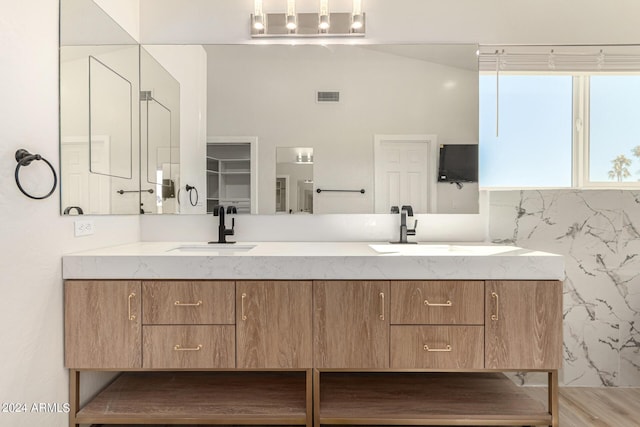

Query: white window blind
left=479, top=45, right=640, bottom=73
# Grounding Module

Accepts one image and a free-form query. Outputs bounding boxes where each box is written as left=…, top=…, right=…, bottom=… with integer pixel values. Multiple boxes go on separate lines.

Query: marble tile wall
left=489, top=190, right=640, bottom=387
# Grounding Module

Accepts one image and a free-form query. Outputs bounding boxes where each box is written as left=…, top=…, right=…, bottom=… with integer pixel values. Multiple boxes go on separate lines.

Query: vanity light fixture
left=250, top=0, right=365, bottom=38
left=295, top=154, right=314, bottom=164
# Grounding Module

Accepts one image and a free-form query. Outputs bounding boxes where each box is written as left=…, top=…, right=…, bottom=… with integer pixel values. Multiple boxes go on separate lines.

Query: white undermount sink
left=368, top=244, right=519, bottom=256
left=169, top=244, right=257, bottom=253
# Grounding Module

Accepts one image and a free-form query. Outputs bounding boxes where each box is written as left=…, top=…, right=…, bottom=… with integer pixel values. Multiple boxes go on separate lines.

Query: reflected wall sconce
left=251, top=0, right=365, bottom=38
left=295, top=154, right=314, bottom=164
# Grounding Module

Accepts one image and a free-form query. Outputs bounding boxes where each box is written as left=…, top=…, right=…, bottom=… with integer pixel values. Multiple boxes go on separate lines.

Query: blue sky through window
left=479, top=75, right=572, bottom=187
left=590, top=75, right=640, bottom=182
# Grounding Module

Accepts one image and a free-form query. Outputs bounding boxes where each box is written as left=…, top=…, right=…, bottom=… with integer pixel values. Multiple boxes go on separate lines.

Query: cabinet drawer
left=390, top=326, right=484, bottom=369
left=391, top=281, right=484, bottom=325
left=143, top=325, right=235, bottom=369
left=142, top=281, right=234, bottom=325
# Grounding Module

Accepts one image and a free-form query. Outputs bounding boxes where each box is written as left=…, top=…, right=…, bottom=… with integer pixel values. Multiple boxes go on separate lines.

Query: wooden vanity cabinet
left=313, top=280, right=390, bottom=369
left=236, top=280, right=313, bottom=368
left=64, top=280, right=141, bottom=369
left=65, top=278, right=561, bottom=427
left=485, top=280, right=563, bottom=369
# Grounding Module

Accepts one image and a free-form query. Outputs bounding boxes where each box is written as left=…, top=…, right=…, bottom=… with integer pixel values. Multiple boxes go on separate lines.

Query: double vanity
left=63, top=241, right=564, bottom=427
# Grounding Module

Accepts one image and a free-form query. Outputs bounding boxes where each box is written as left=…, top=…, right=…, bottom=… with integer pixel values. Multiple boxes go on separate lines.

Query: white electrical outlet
left=74, top=220, right=94, bottom=237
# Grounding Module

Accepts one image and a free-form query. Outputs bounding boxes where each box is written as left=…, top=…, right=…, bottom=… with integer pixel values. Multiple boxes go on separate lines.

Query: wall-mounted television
left=438, top=144, right=478, bottom=183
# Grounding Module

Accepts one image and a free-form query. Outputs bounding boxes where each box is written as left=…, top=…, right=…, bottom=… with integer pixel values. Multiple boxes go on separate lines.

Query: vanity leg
left=548, top=370, right=559, bottom=427
left=313, top=369, right=320, bottom=427
left=306, top=369, right=313, bottom=427
left=69, top=369, right=80, bottom=427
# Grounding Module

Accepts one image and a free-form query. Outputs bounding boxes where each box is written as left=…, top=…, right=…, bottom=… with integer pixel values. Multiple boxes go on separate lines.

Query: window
left=589, top=75, right=640, bottom=184
left=479, top=75, right=573, bottom=187
left=480, top=72, right=640, bottom=188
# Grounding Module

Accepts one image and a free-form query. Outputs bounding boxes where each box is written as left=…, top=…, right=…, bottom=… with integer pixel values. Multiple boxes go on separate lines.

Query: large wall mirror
left=59, top=0, right=480, bottom=215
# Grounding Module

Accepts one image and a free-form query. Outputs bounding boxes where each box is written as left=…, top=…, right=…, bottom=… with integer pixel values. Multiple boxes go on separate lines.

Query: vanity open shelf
left=72, top=370, right=311, bottom=426
left=316, top=371, right=552, bottom=426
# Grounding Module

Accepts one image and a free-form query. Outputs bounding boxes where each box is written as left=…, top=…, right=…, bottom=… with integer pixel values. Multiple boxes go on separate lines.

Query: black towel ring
left=14, top=149, right=58, bottom=200
left=185, top=184, right=199, bottom=207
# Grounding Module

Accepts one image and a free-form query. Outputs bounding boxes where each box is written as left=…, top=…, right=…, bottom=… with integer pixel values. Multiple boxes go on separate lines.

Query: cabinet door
left=236, top=281, right=312, bottom=368
left=314, top=281, right=390, bottom=369
left=65, top=280, right=141, bottom=369
left=485, top=280, right=563, bottom=369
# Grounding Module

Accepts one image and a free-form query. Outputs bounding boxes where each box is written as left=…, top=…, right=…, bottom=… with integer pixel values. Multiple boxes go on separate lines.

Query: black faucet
left=391, top=205, right=418, bottom=244
left=211, top=205, right=236, bottom=244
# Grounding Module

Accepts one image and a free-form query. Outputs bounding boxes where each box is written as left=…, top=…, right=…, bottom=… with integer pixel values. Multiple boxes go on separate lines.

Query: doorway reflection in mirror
left=276, top=147, right=314, bottom=214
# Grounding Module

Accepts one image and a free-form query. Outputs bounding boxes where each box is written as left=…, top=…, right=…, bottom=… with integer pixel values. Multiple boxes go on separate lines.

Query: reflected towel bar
left=316, top=188, right=365, bottom=194
left=117, top=189, right=154, bottom=195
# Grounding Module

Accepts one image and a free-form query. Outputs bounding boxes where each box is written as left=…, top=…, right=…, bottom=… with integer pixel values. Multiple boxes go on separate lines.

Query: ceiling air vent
left=316, top=91, right=340, bottom=103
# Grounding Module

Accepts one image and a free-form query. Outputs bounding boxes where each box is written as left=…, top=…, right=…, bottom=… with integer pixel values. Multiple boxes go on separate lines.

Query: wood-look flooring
left=526, top=386, right=640, bottom=427
left=89, top=386, right=640, bottom=427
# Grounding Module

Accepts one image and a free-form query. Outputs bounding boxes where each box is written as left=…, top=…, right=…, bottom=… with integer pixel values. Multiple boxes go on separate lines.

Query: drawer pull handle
left=491, top=291, right=499, bottom=321
left=128, top=292, right=136, bottom=321
left=423, top=344, right=452, bottom=352
left=424, top=299, right=452, bottom=307
left=174, top=344, right=203, bottom=351
left=174, top=300, right=203, bottom=307
left=379, top=292, right=385, bottom=321
left=241, top=293, right=247, bottom=320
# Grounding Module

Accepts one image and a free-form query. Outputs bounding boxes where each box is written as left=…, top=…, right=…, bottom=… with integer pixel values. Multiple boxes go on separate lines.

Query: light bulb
left=319, top=0, right=330, bottom=30
left=351, top=14, right=363, bottom=29
left=286, top=0, right=297, bottom=30
left=253, top=0, right=264, bottom=30
left=351, top=0, right=363, bottom=30
left=253, top=15, right=265, bottom=30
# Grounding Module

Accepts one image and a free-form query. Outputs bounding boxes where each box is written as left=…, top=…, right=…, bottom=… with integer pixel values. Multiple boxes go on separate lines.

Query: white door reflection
left=276, top=147, right=314, bottom=214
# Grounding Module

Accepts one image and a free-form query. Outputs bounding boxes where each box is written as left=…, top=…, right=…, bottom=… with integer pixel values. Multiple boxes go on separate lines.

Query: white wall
left=140, top=0, right=640, bottom=45
left=141, top=190, right=489, bottom=242
left=94, top=0, right=140, bottom=42
left=0, top=2, right=140, bottom=426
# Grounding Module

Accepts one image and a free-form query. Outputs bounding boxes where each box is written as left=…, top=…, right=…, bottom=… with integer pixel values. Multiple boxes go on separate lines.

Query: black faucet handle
left=408, top=219, right=418, bottom=236
left=390, top=206, right=399, bottom=214
left=400, top=205, right=414, bottom=216
left=223, top=218, right=235, bottom=237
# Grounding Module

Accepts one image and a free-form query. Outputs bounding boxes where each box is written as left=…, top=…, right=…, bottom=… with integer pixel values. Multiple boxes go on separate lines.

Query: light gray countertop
left=62, top=241, right=564, bottom=280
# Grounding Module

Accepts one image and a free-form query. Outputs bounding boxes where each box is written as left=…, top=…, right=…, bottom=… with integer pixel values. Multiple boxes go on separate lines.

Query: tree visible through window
left=590, top=75, right=640, bottom=183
